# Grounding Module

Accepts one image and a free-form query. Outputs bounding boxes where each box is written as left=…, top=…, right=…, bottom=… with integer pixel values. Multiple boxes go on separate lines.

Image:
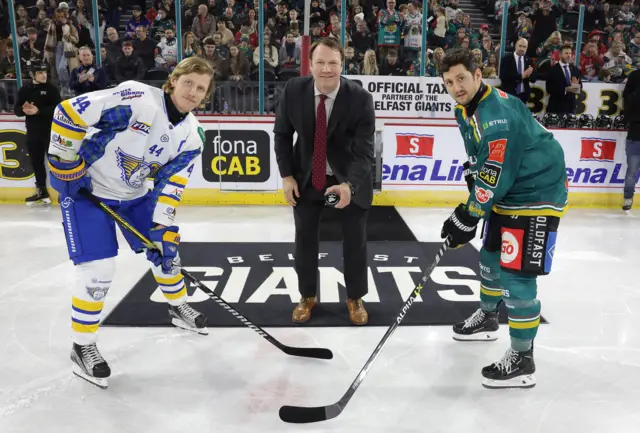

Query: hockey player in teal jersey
left=439, top=48, right=568, bottom=389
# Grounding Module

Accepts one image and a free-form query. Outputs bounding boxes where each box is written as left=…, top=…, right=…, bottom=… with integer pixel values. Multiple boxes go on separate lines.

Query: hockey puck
left=325, top=192, right=339, bottom=206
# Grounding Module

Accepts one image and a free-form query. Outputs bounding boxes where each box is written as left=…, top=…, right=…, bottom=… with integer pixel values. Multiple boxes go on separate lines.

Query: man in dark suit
left=499, top=38, right=536, bottom=106
left=274, top=37, right=375, bottom=325
left=546, top=45, right=582, bottom=114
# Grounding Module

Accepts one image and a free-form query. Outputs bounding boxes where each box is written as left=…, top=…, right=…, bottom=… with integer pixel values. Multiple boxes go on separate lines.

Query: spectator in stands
left=279, top=32, right=301, bottom=68
left=156, top=0, right=176, bottom=21
left=602, top=2, right=615, bottom=33
left=236, top=20, right=258, bottom=48
left=220, top=7, right=238, bottom=33
left=20, top=28, right=44, bottom=63
left=621, top=67, right=640, bottom=211
left=546, top=45, right=582, bottom=114
left=155, top=27, right=178, bottom=70
left=380, top=48, right=405, bottom=75
left=192, top=4, right=216, bottom=41
left=182, top=0, right=198, bottom=30
left=500, top=38, right=535, bottom=105
left=351, top=19, right=375, bottom=62
left=361, top=48, right=378, bottom=75
left=378, top=0, right=402, bottom=58
left=104, top=27, right=122, bottom=63
left=133, top=25, right=157, bottom=71
left=536, top=31, right=563, bottom=70
left=100, top=44, right=115, bottom=82
left=583, top=2, right=603, bottom=33
left=44, top=7, right=79, bottom=93
left=0, top=42, right=18, bottom=79
left=344, top=45, right=360, bottom=74
left=602, top=42, right=632, bottom=83
left=528, top=0, right=561, bottom=58
left=70, top=46, right=107, bottom=95
left=125, top=5, right=150, bottom=40
left=433, top=7, right=447, bottom=48
left=213, top=33, right=229, bottom=59
left=151, top=8, right=175, bottom=41
left=480, top=35, right=495, bottom=63
left=200, top=36, right=224, bottom=81
left=471, top=48, right=483, bottom=68
left=254, top=33, right=279, bottom=73
left=105, top=0, right=122, bottom=30
left=115, top=40, right=145, bottom=82
left=580, top=40, right=604, bottom=81
left=217, top=20, right=235, bottom=46
left=74, top=14, right=95, bottom=49
left=225, top=42, right=249, bottom=82
left=183, top=32, right=201, bottom=59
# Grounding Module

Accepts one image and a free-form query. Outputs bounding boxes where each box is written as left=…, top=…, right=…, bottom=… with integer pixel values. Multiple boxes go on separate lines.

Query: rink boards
left=0, top=115, right=636, bottom=209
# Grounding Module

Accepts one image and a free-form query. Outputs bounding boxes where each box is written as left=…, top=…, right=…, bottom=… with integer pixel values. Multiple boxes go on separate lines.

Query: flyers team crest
left=115, top=148, right=161, bottom=188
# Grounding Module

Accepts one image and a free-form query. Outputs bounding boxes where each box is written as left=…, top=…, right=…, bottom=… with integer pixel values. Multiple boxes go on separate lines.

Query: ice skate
left=481, top=348, right=536, bottom=389
left=71, top=343, right=111, bottom=389
left=25, top=187, right=51, bottom=206
left=169, top=303, right=208, bottom=335
left=623, top=198, right=633, bottom=212
left=452, top=308, right=499, bottom=341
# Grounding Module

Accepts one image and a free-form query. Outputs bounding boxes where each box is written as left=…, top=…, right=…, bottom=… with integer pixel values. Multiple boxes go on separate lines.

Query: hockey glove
left=146, top=225, right=181, bottom=273
left=48, top=155, right=92, bottom=200
left=463, top=161, right=475, bottom=193
left=441, top=204, right=481, bottom=249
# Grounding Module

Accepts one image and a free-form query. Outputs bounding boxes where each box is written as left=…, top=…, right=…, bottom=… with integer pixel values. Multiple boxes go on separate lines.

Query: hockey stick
left=79, top=190, right=333, bottom=360
left=279, top=237, right=451, bottom=423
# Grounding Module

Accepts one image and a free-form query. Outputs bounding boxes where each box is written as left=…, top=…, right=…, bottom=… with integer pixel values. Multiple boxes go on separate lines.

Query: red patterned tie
left=312, top=94, right=328, bottom=190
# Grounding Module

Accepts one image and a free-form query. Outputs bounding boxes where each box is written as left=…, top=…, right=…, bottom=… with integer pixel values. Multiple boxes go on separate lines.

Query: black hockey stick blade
left=279, top=345, right=333, bottom=360
left=279, top=405, right=336, bottom=424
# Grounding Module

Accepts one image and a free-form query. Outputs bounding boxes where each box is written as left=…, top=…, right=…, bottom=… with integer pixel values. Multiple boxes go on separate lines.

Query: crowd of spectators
left=0, top=0, right=634, bottom=107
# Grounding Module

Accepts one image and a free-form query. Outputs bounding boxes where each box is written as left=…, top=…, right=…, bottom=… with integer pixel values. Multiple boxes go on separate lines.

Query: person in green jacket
left=439, top=48, right=568, bottom=389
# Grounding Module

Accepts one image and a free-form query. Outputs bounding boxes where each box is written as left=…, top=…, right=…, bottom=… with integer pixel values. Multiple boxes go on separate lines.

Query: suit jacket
left=274, top=76, right=376, bottom=209
left=546, top=63, right=582, bottom=114
left=499, top=53, right=536, bottom=97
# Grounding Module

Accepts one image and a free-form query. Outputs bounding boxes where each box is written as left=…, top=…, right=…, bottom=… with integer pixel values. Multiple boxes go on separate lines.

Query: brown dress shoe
left=292, top=296, right=317, bottom=323
left=346, top=298, right=368, bottom=325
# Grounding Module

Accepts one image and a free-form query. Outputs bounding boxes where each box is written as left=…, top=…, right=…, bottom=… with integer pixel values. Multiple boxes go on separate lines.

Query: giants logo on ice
left=580, top=138, right=616, bottom=162
left=395, top=133, right=434, bottom=158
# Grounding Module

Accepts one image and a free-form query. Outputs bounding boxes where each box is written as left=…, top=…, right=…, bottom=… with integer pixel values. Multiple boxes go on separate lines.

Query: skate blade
left=171, top=318, right=209, bottom=335
left=72, top=364, right=108, bottom=389
left=453, top=331, right=498, bottom=342
left=482, top=374, right=536, bottom=389
left=26, top=199, right=51, bottom=207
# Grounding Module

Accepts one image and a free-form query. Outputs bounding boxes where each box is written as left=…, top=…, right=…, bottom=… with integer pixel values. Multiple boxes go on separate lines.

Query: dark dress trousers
left=274, top=76, right=376, bottom=299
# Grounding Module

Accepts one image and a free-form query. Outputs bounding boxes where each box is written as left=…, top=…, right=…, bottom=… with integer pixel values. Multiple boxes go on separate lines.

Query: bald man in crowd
left=499, top=38, right=536, bottom=106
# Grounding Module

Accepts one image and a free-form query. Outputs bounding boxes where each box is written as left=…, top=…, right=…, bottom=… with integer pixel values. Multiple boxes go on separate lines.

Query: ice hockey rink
left=1, top=204, right=639, bottom=433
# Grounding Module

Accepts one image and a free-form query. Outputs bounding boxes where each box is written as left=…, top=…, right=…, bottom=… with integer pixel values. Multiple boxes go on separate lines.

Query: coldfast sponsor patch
left=478, top=163, right=502, bottom=187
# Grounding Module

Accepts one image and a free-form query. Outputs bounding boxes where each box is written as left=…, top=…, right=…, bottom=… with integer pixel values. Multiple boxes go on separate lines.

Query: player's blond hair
left=162, top=56, right=215, bottom=101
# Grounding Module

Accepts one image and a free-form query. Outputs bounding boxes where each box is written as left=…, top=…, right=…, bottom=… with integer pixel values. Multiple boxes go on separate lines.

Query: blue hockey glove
left=48, top=155, right=92, bottom=200
left=146, top=225, right=181, bottom=273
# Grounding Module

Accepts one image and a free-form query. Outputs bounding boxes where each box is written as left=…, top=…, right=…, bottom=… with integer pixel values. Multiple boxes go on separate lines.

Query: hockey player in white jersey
left=47, top=57, right=215, bottom=389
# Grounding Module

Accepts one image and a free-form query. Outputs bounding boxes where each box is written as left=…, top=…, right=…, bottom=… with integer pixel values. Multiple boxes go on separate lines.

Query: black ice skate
left=452, top=308, right=499, bottom=341
left=623, top=198, right=633, bottom=212
left=169, top=303, right=208, bottom=335
left=481, top=348, right=536, bottom=389
left=71, top=343, right=111, bottom=389
left=25, top=187, right=51, bottom=206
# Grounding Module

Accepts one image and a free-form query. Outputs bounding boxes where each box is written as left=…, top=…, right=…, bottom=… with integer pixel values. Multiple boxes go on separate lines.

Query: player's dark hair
left=440, top=48, right=480, bottom=75
left=309, top=37, right=345, bottom=63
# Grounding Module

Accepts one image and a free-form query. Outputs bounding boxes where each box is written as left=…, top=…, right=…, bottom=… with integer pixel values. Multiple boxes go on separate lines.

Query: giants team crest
left=115, top=148, right=161, bottom=188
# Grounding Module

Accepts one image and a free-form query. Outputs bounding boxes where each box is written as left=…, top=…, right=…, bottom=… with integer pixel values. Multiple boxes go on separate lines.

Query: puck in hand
left=325, top=192, right=339, bottom=206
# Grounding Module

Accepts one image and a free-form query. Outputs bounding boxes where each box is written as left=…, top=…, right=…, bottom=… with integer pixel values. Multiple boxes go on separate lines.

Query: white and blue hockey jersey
left=48, top=80, right=204, bottom=227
